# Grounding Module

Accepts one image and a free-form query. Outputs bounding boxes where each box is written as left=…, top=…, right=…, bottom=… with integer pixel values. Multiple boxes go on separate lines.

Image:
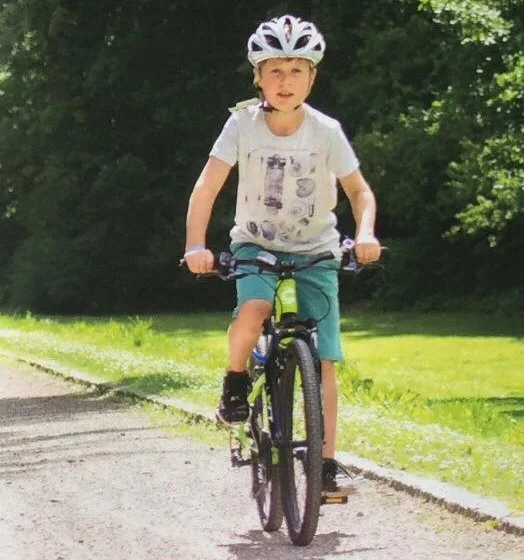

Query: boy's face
left=257, top=58, right=317, bottom=112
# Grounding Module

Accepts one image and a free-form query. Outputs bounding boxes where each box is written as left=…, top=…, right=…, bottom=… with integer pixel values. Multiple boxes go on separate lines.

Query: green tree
left=0, top=0, right=522, bottom=313
left=0, top=0, right=265, bottom=312
left=316, top=0, right=523, bottom=306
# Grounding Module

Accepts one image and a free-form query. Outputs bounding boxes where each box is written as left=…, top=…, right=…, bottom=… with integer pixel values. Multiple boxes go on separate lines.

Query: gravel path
left=0, top=360, right=522, bottom=559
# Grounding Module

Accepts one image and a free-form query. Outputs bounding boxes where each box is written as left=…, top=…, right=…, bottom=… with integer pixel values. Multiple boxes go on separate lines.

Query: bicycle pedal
left=321, top=495, right=348, bottom=505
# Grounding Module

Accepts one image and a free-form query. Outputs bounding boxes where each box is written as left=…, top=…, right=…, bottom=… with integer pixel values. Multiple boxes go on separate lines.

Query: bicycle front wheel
left=278, top=338, right=323, bottom=546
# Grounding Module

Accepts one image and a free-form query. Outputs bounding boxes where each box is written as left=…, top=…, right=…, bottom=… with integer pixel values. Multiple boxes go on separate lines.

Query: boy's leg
left=321, top=359, right=355, bottom=497
left=227, top=299, right=272, bottom=371
left=295, top=262, right=355, bottom=497
left=217, top=299, right=271, bottom=425
left=217, top=243, right=275, bottom=425
left=320, top=357, right=357, bottom=498
left=320, top=360, right=338, bottom=459
left=295, top=263, right=342, bottom=459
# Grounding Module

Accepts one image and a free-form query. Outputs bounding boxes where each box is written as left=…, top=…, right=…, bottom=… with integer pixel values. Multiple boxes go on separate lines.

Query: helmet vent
left=284, top=17, right=292, bottom=40
left=264, top=34, right=283, bottom=50
left=295, top=35, right=311, bottom=49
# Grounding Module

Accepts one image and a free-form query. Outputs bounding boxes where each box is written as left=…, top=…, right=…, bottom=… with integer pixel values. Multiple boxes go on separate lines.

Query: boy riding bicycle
left=184, top=15, right=381, bottom=497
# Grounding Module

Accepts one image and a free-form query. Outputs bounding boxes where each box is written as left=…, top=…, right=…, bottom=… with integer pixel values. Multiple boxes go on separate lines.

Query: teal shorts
left=231, top=243, right=343, bottom=362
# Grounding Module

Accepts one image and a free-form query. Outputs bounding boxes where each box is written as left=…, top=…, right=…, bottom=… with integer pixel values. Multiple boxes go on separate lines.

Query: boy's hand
left=354, top=234, right=381, bottom=264
left=184, top=248, right=215, bottom=274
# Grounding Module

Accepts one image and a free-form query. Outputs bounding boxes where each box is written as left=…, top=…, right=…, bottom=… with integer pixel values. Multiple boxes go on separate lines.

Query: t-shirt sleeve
left=327, top=124, right=360, bottom=179
left=209, top=115, right=239, bottom=166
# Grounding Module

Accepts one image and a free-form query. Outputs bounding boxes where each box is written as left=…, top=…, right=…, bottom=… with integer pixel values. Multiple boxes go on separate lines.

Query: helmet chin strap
left=259, top=101, right=301, bottom=113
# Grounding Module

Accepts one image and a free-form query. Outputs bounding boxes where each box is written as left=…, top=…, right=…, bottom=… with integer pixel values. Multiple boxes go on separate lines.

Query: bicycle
left=190, top=238, right=374, bottom=546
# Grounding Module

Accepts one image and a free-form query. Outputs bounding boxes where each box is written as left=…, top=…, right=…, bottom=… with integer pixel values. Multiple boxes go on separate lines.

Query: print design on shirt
left=244, top=151, right=319, bottom=244
left=264, top=155, right=286, bottom=213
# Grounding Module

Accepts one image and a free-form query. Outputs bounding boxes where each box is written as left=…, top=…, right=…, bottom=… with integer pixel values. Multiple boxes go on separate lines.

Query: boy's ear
left=308, top=67, right=318, bottom=92
left=253, top=66, right=261, bottom=89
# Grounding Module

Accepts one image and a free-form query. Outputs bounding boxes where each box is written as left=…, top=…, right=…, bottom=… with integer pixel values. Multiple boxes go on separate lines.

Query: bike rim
left=280, top=340, right=323, bottom=544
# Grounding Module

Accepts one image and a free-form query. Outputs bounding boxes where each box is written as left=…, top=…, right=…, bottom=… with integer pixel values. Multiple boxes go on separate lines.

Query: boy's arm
left=185, top=156, right=232, bottom=273
left=340, top=169, right=381, bottom=263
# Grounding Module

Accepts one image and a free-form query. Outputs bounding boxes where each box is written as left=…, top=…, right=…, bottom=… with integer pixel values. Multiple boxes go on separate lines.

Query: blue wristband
left=184, top=245, right=206, bottom=257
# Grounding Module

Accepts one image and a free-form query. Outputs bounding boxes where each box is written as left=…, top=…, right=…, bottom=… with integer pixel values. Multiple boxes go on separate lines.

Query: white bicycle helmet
left=247, top=15, right=326, bottom=67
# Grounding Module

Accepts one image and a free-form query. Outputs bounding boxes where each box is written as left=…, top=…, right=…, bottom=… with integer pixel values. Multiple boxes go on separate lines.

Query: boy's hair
left=252, top=58, right=315, bottom=90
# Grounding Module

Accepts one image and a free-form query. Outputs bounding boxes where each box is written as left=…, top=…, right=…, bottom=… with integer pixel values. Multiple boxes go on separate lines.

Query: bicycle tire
left=248, top=353, right=283, bottom=532
left=278, top=337, right=323, bottom=546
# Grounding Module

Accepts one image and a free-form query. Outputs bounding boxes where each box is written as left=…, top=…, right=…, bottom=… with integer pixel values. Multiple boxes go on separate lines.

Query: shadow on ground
left=223, top=529, right=387, bottom=559
left=0, top=389, right=126, bottom=427
left=0, top=389, right=173, bottom=478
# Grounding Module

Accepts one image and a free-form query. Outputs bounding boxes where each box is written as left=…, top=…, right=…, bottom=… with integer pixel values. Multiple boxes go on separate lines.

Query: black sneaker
left=321, top=459, right=357, bottom=503
left=216, top=371, right=251, bottom=426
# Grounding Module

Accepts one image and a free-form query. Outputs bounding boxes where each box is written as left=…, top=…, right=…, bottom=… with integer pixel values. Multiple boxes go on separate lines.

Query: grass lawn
left=0, top=310, right=522, bottom=512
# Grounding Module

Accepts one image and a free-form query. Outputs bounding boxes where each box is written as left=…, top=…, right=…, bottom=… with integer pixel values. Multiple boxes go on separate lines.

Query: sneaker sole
left=215, top=408, right=250, bottom=427
left=321, top=487, right=358, bottom=498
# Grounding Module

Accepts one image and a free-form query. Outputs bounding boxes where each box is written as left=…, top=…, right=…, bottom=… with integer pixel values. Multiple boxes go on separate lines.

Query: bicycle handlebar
left=209, top=249, right=336, bottom=280
left=180, top=237, right=382, bottom=280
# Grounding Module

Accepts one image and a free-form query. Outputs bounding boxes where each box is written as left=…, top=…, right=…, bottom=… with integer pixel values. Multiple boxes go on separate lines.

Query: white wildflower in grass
left=0, top=328, right=208, bottom=390
left=338, top=401, right=523, bottom=511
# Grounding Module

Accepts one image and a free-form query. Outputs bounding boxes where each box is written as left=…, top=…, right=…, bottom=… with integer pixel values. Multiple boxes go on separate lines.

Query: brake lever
left=341, top=253, right=361, bottom=273
left=340, top=237, right=387, bottom=273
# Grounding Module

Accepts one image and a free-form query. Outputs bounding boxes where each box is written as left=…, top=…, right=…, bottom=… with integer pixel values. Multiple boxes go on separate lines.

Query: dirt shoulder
left=0, top=358, right=522, bottom=559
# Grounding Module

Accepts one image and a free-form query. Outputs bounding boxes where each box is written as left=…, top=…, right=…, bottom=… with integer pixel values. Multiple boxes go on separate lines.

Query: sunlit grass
left=337, top=404, right=523, bottom=510
left=0, top=312, right=229, bottom=403
left=339, top=312, right=523, bottom=398
left=0, top=310, right=522, bottom=510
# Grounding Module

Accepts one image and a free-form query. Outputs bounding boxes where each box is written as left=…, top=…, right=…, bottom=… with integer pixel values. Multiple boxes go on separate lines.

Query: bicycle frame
left=184, top=239, right=382, bottom=544
left=232, top=272, right=321, bottom=466
left=182, top=239, right=380, bottom=545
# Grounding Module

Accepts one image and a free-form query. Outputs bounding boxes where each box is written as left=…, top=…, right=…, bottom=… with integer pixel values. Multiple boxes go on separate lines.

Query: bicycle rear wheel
left=248, top=353, right=283, bottom=532
left=278, top=337, right=323, bottom=546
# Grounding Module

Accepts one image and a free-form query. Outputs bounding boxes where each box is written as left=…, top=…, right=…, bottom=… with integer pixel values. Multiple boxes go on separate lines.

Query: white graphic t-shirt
left=210, top=103, right=359, bottom=255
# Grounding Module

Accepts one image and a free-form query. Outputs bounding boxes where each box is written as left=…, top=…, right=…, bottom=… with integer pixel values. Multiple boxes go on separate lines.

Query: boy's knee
left=237, top=299, right=272, bottom=326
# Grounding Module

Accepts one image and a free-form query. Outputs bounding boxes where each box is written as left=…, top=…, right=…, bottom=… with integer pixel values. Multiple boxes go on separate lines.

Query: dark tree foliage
left=0, top=1, right=522, bottom=313
left=0, top=0, right=265, bottom=312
